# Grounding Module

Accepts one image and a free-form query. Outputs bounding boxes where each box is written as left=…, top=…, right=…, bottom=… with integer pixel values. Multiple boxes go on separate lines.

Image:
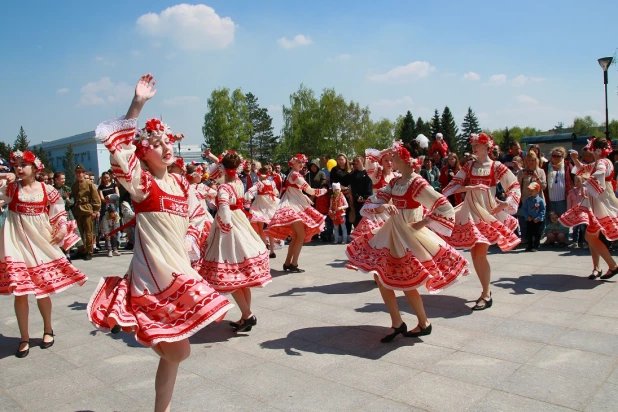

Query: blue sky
left=1, top=0, right=617, bottom=147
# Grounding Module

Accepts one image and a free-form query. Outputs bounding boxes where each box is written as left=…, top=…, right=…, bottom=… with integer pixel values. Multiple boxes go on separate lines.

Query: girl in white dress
left=266, top=154, right=328, bottom=272
left=560, top=137, right=618, bottom=279
left=199, top=153, right=271, bottom=333
left=441, top=133, right=521, bottom=310
left=245, top=167, right=280, bottom=257
left=351, top=148, right=401, bottom=239
left=346, top=141, right=468, bottom=342
left=185, top=163, right=214, bottom=268
left=87, top=74, right=233, bottom=412
left=0, top=151, right=86, bottom=358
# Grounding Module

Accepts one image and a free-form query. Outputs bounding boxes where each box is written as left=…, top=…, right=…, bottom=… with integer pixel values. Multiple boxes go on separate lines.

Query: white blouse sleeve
left=495, top=162, right=521, bottom=213
left=95, top=116, right=151, bottom=202
left=360, top=181, right=393, bottom=217
left=47, top=185, right=68, bottom=234
left=215, top=185, right=233, bottom=234
left=185, top=184, right=207, bottom=260
left=410, top=177, right=455, bottom=236
left=584, top=161, right=608, bottom=197
left=442, top=163, right=469, bottom=198
left=364, top=148, right=384, bottom=184
left=0, top=180, right=13, bottom=205
left=293, top=172, right=326, bottom=197
left=244, top=181, right=261, bottom=201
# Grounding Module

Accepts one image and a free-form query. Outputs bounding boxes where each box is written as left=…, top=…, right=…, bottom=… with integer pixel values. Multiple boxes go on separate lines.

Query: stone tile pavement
left=1, top=243, right=617, bottom=411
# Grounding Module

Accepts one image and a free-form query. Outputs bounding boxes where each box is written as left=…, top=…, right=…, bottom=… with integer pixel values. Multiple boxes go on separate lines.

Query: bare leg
left=284, top=232, right=295, bottom=266
left=36, top=297, right=54, bottom=343
left=544, top=233, right=556, bottom=245
left=586, top=232, right=617, bottom=270
left=231, top=288, right=252, bottom=319
left=471, top=243, right=491, bottom=300
left=375, top=275, right=403, bottom=328
left=403, top=289, right=429, bottom=331
left=290, top=221, right=305, bottom=266
left=153, top=339, right=191, bottom=412
left=14, top=295, right=29, bottom=351
left=242, top=287, right=252, bottom=310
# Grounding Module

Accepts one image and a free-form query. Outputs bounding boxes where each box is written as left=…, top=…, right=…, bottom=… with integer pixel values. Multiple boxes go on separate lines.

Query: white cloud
left=136, top=4, right=235, bottom=51
left=94, top=56, right=115, bottom=66
left=485, top=74, right=507, bottom=86
left=131, top=50, right=142, bottom=57
left=79, top=77, right=133, bottom=106
left=329, top=53, right=351, bottom=61
left=277, top=34, right=313, bottom=49
left=462, top=72, right=480, bottom=81
left=370, top=96, right=414, bottom=109
left=367, top=61, right=436, bottom=83
left=56, top=88, right=69, bottom=94
left=162, top=96, right=200, bottom=106
left=516, top=94, right=540, bottom=105
left=441, top=72, right=457, bottom=78
left=267, top=104, right=282, bottom=112
left=511, top=75, right=546, bottom=87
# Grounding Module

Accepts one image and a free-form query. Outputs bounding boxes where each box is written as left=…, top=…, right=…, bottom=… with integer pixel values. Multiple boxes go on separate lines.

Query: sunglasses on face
left=552, top=154, right=562, bottom=158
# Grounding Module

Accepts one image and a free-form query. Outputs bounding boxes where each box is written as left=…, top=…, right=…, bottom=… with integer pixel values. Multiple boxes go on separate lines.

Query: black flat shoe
left=283, top=264, right=291, bottom=272
left=588, top=269, right=602, bottom=280
left=405, top=323, right=432, bottom=338
left=269, top=253, right=276, bottom=258
left=288, top=265, right=305, bottom=273
left=600, top=267, right=618, bottom=280
left=380, top=322, right=407, bottom=343
left=235, top=315, right=257, bottom=333
left=472, top=294, right=493, bottom=311
left=40, top=331, right=54, bottom=349
left=15, top=341, right=30, bottom=358
left=111, top=324, right=122, bottom=334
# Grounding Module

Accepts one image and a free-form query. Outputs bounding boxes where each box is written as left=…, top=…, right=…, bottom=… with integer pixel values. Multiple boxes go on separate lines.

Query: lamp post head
left=598, top=57, right=613, bottom=72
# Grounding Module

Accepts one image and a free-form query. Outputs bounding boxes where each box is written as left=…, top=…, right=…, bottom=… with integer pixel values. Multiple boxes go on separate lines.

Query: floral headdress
left=392, top=141, right=418, bottom=168
left=172, top=157, right=186, bottom=174
left=134, top=118, right=184, bottom=159
left=288, top=154, right=308, bottom=167
left=584, top=137, right=612, bottom=158
left=469, top=133, right=494, bottom=150
left=10, top=150, right=44, bottom=171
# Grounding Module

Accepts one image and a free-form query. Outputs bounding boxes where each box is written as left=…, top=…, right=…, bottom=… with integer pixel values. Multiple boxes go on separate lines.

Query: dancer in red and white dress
left=350, top=147, right=401, bottom=239
left=329, top=183, right=349, bottom=243
left=199, top=152, right=271, bottom=333
left=346, top=141, right=468, bottom=342
left=0, top=150, right=86, bottom=358
left=87, top=74, right=233, bottom=412
left=185, top=163, right=214, bottom=268
left=441, top=133, right=521, bottom=311
left=245, top=167, right=280, bottom=257
left=560, top=137, right=618, bottom=280
left=266, top=154, right=327, bottom=272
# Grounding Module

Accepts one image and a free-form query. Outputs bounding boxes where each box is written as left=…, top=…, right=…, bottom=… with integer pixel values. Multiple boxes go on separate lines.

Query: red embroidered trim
left=266, top=206, right=325, bottom=242
left=442, top=217, right=520, bottom=251
left=200, top=251, right=271, bottom=293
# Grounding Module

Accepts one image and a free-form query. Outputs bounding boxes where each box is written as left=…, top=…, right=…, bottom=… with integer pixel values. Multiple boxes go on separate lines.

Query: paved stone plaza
left=1, top=243, right=617, bottom=411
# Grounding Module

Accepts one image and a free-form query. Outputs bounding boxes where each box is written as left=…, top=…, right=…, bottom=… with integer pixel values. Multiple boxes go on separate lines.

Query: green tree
left=14, top=126, right=30, bottom=151
left=279, top=84, right=322, bottom=162
left=0, top=141, right=11, bottom=160
left=398, top=111, right=416, bottom=143
left=572, top=116, right=599, bottom=136
left=440, top=106, right=458, bottom=153
left=244, top=92, right=259, bottom=160
left=500, top=127, right=513, bottom=153
left=202, top=87, right=249, bottom=156
left=430, top=109, right=442, bottom=139
left=608, top=119, right=618, bottom=141
left=553, top=121, right=565, bottom=133
left=458, top=107, right=481, bottom=154
left=31, top=145, right=52, bottom=171
left=62, top=144, right=76, bottom=185
left=253, top=107, right=278, bottom=163
left=356, top=118, right=395, bottom=155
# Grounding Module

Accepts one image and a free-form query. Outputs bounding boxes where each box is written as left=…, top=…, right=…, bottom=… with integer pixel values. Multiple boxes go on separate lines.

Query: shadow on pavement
left=270, top=280, right=376, bottom=297
left=492, top=273, right=606, bottom=294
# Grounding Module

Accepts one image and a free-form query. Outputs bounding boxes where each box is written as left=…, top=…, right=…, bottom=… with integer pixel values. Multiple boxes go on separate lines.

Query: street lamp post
left=598, top=56, right=614, bottom=140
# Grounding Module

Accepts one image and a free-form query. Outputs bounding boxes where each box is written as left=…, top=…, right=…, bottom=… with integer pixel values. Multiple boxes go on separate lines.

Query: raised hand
left=134, top=74, right=157, bottom=102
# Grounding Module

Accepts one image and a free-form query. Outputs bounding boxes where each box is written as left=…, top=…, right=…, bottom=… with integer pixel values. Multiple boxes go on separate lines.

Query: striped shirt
left=548, top=165, right=566, bottom=202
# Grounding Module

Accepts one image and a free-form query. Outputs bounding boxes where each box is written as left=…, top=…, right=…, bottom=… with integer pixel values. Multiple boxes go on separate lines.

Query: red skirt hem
left=199, top=251, right=272, bottom=293
left=442, top=216, right=520, bottom=251
left=265, top=206, right=325, bottom=243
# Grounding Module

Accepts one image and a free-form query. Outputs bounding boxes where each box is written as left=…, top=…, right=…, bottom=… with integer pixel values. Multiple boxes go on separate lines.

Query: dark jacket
left=349, top=170, right=373, bottom=203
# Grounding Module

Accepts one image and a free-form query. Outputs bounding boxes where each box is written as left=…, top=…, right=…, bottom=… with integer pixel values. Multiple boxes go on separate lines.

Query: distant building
left=40, top=131, right=205, bottom=177
left=40, top=131, right=110, bottom=177
left=521, top=133, right=597, bottom=154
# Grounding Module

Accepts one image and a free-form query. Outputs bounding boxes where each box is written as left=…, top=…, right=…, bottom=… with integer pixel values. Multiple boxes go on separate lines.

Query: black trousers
left=526, top=220, right=543, bottom=249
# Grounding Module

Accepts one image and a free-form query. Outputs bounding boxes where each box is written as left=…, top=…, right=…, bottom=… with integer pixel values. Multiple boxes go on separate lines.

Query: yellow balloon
left=326, top=159, right=337, bottom=172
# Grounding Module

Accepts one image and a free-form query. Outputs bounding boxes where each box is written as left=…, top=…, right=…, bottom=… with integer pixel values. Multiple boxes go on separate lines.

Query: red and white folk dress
left=244, top=180, right=280, bottom=225
left=0, top=181, right=86, bottom=297
left=351, top=149, right=401, bottom=239
left=199, top=179, right=271, bottom=293
left=560, top=158, right=618, bottom=240
left=188, top=183, right=214, bottom=269
left=329, top=193, right=348, bottom=226
left=346, top=175, right=468, bottom=292
left=266, top=172, right=327, bottom=242
left=441, top=160, right=521, bottom=251
left=87, top=117, right=232, bottom=347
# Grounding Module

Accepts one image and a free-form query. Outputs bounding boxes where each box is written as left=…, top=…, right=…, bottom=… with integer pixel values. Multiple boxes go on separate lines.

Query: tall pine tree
left=0, top=142, right=11, bottom=160
left=398, top=111, right=416, bottom=143
left=254, top=107, right=278, bottom=163
left=62, top=144, right=76, bottom=185
left=31, top=145, right=52, bottom=171
left=500, top=127, right=513, bottom=153
left=14, top=126, right=30, bottom=151
left=440, top=106, right=458, bottom=154
left=430, top=109, right=442, bottom=139
left=458, top=107, right=481, bottom=154
left=244, top=92, right=259, bottom=160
